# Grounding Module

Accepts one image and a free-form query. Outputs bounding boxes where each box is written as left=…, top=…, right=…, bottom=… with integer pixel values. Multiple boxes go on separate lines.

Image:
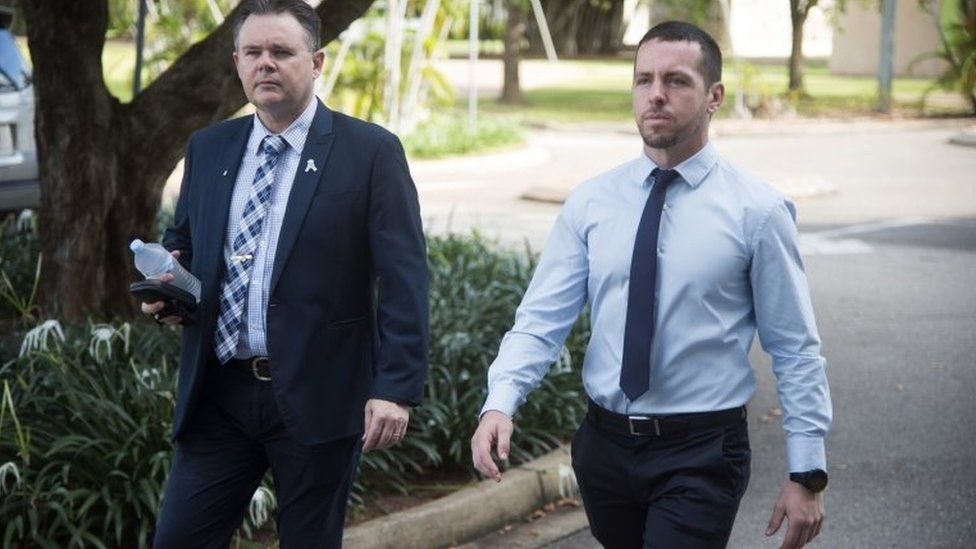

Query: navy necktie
left=620, top=168, right=680, bottom=401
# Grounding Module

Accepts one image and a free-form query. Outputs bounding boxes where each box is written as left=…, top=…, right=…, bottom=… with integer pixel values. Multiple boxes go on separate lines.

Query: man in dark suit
left=142, top=1, right=428, bottom=546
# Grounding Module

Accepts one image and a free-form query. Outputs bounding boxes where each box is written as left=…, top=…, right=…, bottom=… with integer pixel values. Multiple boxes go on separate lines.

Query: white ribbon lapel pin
left=304, top=159, right=318, bottom=173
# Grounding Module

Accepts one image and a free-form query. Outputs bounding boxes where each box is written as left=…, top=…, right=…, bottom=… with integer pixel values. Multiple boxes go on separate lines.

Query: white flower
left=88, top=323, right=132, bottom=363
left=249, top=485, right=276, bottom=528
left=19, top=319, right=65, bottom=357
left=16, top=209, right=35, bottom=232
left=136, top=366, right=163, bottom=391
left=0, top=461, right=22, bottom=496
left=557, top=463, right=579, bottom=499
left=552, top=346, right=573, bottom=374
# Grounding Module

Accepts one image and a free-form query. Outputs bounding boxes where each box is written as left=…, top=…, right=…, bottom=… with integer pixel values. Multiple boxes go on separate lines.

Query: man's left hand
left=765, top=481, right=824, bottom=548
left=362, top=399, right=410, bottom=452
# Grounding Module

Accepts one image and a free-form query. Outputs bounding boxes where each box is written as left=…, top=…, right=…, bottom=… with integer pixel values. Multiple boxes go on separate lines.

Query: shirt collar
left=250, top=97, right=318, bottom=155
left=632, top=141, right=720, bottom=189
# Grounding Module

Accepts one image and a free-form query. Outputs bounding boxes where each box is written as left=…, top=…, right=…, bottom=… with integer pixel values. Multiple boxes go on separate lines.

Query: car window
left=0, top=30, right=30, bottom=91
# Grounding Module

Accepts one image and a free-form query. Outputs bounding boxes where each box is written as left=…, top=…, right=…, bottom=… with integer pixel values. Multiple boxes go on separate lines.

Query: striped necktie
left=214, top=134, right=287, bottom=364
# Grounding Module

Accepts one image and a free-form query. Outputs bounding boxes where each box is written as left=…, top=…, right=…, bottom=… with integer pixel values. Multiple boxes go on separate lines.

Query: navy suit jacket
left=163, top=100, right=429, bottom=445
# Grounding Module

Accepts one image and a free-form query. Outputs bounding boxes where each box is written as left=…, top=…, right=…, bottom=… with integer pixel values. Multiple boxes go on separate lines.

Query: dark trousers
left=153, top=361, right=361, bottom=549
left=571, top=410, right=751, bottom=549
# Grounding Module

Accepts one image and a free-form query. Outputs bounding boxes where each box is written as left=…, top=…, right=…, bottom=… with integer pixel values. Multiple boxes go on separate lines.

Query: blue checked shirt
left=224, top=98, right=317, bottom=359
left=482, top=142, right=832, bottom=473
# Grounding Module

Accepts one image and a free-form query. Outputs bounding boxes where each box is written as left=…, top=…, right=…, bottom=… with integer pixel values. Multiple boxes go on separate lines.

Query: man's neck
left=644, top=136, right=708, bottom=170
left=256, top=96, right=314, bottom=134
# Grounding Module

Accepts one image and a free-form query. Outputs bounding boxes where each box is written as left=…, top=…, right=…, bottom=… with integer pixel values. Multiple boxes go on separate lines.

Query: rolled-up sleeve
left=750, top=198, right=832, bottom=473
left=481, top=198, right=590, bottom=418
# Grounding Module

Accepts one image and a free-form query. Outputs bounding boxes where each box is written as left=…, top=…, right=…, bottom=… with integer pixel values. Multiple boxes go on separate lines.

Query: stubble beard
left=637, top=112, right=706, bottom=153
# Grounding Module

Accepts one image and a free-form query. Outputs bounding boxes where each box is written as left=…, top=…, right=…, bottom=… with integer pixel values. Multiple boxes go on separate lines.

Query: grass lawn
left=476, top=59, right=958, bottom=123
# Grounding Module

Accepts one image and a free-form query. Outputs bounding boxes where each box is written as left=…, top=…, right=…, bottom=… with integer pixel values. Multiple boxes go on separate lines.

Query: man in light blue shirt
left=471, top=21, right=831, bottom=549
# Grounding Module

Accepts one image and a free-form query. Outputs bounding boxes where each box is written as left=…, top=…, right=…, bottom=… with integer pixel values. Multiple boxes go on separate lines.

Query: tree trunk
left=500, top=0, right=526, bottom=104
left=22, top=0, right=375, bottom=320
left=788, top=0, right=813, bottom=94
left=525, top=0, right=585, bottom=56
left=576, top=0, right=625, bottom=56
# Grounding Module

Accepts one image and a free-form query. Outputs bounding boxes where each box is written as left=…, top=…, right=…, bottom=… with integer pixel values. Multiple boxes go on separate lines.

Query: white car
left=0, top=8, right=37, bottom=212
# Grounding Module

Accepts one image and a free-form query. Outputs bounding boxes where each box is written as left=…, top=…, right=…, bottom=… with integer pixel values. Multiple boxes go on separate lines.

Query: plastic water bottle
left=129, top=239, right=201, bottom=302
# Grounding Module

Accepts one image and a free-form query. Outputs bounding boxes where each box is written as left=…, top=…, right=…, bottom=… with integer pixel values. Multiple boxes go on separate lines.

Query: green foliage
left=0, top=230, right=590, bottom=542
left=0, top=322, right=179, bottom=548
left=324, top=6, right=456, bottom=124
left=401, top=112, right=524, bottom=159
left=419, top=232, right=589, bottom=468
left=917, top=0, right=976, bottom=112
left=355, top=232, right=589, bottom=502
left=0, top=213, right=41, bottom=324
left=107, top=0, right=237, bottom=89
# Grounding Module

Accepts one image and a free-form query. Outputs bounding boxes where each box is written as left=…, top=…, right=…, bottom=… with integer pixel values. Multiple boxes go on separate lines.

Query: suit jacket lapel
left=201, top=117, right=252, bottom=291
left=270, top=100, right=336, bottom=293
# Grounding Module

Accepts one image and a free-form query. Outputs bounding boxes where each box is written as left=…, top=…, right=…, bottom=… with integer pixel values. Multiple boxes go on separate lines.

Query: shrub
left=401, top=113, right=524, bottom=160
left=0, top=231, right=590, bottom=544
left=352, top=232, right=590, bottom=503
left=0, top=322, right=179, bottom=547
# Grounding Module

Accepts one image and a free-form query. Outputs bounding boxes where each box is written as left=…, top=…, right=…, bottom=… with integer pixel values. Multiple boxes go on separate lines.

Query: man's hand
left=766, top=480, right=824, bottom=548
left=362, top=399, right=410, bottom=452
left=470, top=410, right=513, bottom=482
left=139, top=250, right=184, bottom=326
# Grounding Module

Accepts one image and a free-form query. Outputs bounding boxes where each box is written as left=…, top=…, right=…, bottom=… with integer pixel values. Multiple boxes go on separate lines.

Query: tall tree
left=500, top=0, right=527, bottom=104
left=21, top=0, right=374, bottom=320
left=788, top=0, right=818, bottom=94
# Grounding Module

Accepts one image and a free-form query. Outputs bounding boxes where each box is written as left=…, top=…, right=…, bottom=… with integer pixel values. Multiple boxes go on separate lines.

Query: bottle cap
left=129, top=239, right=145, bottom=253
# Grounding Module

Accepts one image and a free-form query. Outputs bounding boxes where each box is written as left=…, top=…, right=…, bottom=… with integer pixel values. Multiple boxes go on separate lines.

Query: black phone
left=130, top=279, right=198, bottom=326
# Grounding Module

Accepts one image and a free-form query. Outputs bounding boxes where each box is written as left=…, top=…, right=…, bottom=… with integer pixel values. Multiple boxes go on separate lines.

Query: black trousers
left=153, top=361, right=361, bottom=549
left=571, top=411, right=751, bottom=549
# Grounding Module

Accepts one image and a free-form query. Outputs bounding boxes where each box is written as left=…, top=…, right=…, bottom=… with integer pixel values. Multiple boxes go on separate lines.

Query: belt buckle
left=628, top=416, right=661, bottom=436
left=251, top=357, right=271, bottom=381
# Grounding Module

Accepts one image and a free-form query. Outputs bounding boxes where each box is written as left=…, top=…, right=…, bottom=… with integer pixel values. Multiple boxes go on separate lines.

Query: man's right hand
left=471, top=410, right=514, bottom=482
left=140, top=251, right=184, bottom=326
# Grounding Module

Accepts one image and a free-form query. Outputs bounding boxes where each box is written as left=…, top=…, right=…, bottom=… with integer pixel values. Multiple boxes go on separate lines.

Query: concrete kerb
left=948, top=125, right=976, bottom=147
left=342, top=447, right=575, bottom=549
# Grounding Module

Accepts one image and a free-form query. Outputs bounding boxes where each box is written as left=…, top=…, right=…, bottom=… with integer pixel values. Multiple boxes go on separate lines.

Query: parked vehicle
left=0, top=7, right=38, bottom=212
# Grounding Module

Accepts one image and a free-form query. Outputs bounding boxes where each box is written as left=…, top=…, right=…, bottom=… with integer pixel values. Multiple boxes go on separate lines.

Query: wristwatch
left=789, top=469, right=828, bottom=493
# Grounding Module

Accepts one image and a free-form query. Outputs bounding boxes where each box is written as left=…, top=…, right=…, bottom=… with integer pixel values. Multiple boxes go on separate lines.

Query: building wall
left=730, top=0, right=833, bottom=58
left=623, top=0, right=834, bottom=58
left=830, top=0, right=947, bottom=77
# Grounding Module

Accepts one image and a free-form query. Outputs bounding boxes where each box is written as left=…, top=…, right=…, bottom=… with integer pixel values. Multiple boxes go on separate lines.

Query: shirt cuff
left=480, top=384, right=523, bottom=419
left=786, top=435, right=827, bottom=473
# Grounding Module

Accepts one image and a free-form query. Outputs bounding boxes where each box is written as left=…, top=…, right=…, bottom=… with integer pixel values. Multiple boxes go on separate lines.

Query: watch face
left=807, top=470, right=828, bottom=492
left=791, top=469, right=829, bottom=493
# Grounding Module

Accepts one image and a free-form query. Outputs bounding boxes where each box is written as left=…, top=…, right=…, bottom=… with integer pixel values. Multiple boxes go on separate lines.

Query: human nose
left=256, top=51, right=276, bottom=72
left=647, top=79, right=665, bottom=105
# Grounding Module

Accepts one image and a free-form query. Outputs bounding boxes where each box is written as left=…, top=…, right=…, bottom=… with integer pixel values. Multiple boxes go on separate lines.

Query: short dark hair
left=233, top=0, right=321, bottom=52
left=637, top=21, right=722, bottom=86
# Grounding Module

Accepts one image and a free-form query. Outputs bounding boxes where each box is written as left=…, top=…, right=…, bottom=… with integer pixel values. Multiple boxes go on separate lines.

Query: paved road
left=551, top=218, right=976, bottom=549
left=417, top=122, right=976, bottom=548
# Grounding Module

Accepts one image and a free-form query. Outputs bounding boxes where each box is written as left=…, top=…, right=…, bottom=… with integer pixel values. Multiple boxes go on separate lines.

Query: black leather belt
left=225, top=356, right=272, bottom=381
left=587, top=399, right=746, bottom=438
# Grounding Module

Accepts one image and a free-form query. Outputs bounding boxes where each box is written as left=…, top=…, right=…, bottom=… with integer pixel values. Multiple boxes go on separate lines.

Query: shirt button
left=657, top=247, right=664, bottom=255
left=663, top=204, right=670, bottom=210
